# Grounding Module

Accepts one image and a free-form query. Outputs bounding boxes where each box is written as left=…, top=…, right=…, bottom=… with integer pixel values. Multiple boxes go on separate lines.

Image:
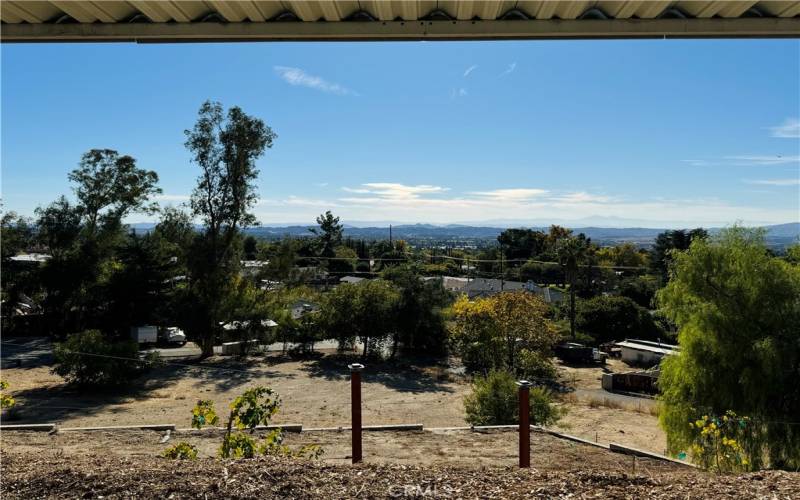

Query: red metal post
left=349, top=363, right=364, bottom=464
left=517, top=380, right=532, bottom=468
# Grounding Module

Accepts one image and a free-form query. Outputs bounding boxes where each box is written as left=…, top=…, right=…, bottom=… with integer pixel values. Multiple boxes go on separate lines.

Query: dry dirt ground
left=2, top=434, right=797, bottom=500
left=2, top=348, right=666, bottom=453
left=0, top=428, right=672, bottom=471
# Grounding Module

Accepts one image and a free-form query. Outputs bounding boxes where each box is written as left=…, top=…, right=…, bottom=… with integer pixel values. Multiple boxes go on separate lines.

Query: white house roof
left=9, top=253, right=51, bottom=263
left=2, top=1, right=798, bottom=42
left=616, top=340, right=678, bottom=356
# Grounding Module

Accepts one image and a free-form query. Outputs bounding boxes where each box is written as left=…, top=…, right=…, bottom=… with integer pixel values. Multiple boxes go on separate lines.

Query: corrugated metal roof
left=1, top=1, right=798, bottom=41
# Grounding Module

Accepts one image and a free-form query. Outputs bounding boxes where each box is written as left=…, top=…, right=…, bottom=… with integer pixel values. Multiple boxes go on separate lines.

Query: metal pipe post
left=517, top=380, right=532, bottom=468
left=348, top=363, right=364, bottom=464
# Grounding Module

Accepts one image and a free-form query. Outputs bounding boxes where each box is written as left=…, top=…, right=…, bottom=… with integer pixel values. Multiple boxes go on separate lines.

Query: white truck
left=130, top=325, right=158, bottom=344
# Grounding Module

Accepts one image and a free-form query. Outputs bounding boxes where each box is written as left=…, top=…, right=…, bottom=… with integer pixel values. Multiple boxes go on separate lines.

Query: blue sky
left=2, top=39, right=799, bottom=228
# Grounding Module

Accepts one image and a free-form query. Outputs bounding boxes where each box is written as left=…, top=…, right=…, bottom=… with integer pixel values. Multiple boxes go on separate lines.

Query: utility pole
left=500, top=247, right=505, bottom=292
left=389, top=224, right=392, bottom=245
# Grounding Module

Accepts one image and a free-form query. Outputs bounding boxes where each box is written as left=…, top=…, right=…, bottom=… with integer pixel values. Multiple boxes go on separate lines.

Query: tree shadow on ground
left=3, top=354, right=295, bottom=424
left=300, top=353, right=455, bottom=394
left=184, top=356, right=294, bottom=392
left=4, top=364, right=190, bottom=425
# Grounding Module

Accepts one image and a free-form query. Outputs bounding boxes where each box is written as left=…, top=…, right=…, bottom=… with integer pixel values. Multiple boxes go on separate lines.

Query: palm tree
left=557, top=236, right=588, bottom=339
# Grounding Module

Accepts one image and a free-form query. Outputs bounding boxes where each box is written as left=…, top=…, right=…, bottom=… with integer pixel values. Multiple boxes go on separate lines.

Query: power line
left=276, top=253, right=648, bottom=271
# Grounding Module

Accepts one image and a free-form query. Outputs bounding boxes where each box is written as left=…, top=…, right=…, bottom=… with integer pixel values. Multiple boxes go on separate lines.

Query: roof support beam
left=2, top=18, right=799, bottom=43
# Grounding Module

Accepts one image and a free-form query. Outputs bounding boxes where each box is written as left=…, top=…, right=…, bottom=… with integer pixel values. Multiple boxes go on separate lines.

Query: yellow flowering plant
left=686, top=411, right=752, bottom=472
left=0, top=380, right=15, bottom=409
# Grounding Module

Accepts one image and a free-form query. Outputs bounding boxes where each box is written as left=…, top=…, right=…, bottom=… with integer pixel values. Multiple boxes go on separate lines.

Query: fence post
left=348, top=363, right=364, bottom=464
left=517, top=380, right=532, bottom=468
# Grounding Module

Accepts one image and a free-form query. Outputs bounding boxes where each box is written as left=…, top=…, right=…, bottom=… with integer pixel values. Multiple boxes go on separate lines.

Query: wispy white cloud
left=469, top=188, right=548, bottom=200
left=463, top=65, right=478, bottom=77
left=342, top=183, right=449, bottom=200
left=682, top=155, right=799, bottom=167
left=499, top=62, right=517, bottom=77
left=681, top=159, right=712, bottom=167
left=768, top=118, right=800, bottom=138
left=549, top=192, right=616, bottom=204
left=724, top=155, right=800, bottom=166
left=273, top=66, right=357, bottom=96
left=745, top=178, right=800, bottom=186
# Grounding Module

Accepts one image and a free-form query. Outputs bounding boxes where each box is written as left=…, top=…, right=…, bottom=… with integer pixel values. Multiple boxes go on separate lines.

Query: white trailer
left=130, top=325, right=158, bottom=344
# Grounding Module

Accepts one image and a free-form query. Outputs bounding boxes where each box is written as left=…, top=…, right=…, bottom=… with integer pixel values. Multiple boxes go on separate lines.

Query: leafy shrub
left=185, top=386, right=323, bottom=460
left=464, top=370, right=562, bottom=426
left=162, top=442, right=198, bottom=460
left=53, top=330, right=156, bottom=387
left=517, top=349, right=557, bottom=380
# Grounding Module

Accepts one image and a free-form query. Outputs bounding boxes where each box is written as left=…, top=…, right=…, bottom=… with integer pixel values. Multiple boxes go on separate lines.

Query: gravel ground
left=1, top=451, right=797, bottom=499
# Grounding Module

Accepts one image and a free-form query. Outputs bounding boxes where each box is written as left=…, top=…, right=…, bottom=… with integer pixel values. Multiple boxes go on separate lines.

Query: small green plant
left=464, top=370, right=563, bottom=426
left=185, top=386, right=323, bottom=460
left=161, top=442, right=198, bottom=460
left=0, top=380, right=15, bottom=409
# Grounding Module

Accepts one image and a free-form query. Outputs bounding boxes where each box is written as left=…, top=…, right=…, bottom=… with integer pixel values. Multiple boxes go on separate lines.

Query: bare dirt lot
left=1, top=338, right=666, bottom=454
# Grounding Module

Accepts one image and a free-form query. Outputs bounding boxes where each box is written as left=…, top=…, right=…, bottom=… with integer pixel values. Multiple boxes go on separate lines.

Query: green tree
left=243, top=235, right=259, bottom=260
left=497, top=228, right=547, bottom=261
left=784, top=243, right=800, bottom=265
left=1, top=212, right=39, bottom=315
left=35, top=196, right=82, bottom=257
left=329, top=245, right=357, bottom=275
left=310, top=211, right=343, bottom=261
left=184, top=100, right=276, bottom=357
left=0, top=212, right=34, bottom=262
left=320, top=279, right=400, bottom=358
left=152, top=206, right=194, bottom=273
left=35, top=150, right=161, bottom=336
left=616, top=275, right=660, bottom=308
left=657, top=227, right=800, bottom=470
left=450, top=291, right=559, bottom=377
left=260, top=238, right=301, bottom=283
left=650, top=228, right=708, bottom=283
left=382, top=264, right=452, bottom=356
left=575, top=295, right=663, bottom=346
left=68, top=149, right=160, bottom=236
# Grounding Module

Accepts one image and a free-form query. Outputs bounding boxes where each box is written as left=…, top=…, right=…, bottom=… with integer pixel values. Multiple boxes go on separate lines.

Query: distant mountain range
left=122, top=222, right=800, bottom=248
left=129, top=221, right=799, bottom=249
left=248, top=222, right=799, bottom=247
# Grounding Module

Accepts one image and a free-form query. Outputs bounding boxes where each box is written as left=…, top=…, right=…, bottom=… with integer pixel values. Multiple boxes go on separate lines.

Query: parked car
left=159, top=327, right=187, bottom=346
